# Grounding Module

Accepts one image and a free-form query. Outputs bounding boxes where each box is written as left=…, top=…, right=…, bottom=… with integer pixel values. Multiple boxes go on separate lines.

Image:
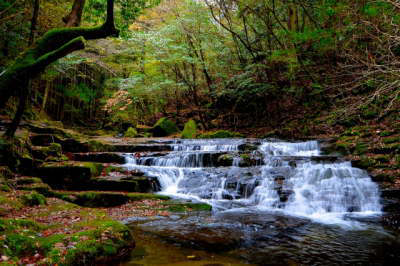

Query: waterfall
left=124, top=139, right=381, bottom=224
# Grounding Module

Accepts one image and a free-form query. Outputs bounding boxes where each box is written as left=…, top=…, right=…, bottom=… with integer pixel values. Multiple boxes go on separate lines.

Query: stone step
left=72, top=152, right=126, bottom=164
left=30, top=134, right=89, bottom=153
left=35, top=162, right=152, bottom=192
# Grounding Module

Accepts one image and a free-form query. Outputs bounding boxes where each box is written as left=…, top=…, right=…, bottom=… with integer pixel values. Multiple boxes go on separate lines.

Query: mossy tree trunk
left=0, top=0, right=118, bottom=138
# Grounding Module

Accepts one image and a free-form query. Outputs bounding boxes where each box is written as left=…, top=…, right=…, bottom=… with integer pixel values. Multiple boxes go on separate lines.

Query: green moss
left=152, top=118, right=179, bottom=137
left=0, top=219, right=43, bottom=258
left=355, top=142, right=368, bottom=155
left=83, top=162, right=104, bottom=177
left=15, top=177, right=43, bottom=185
left=64, top=221, right=133, bottom=265
left=162, top=201, right=212, bottom=212
left=0, top=185, right=11, bottom=192
left=88, top=140, right=110, bottom=152
left=375, top=155, right=390, bottom=164
left=0, top=216, right=134, bottom=265
left=124, top=127, right=138, bottom=138
left=181, top=120, right=197, bottom=139
left=20, top=192, right=47, bottom=206
left=198, top=130, right=243, bottom=139
left=127, top=193, right=170, bottom=201
left=383, top=135, right=400, bottom=144
left=379, top=131, right=394, bottom=137
left=335, top=141, right=353, bottom=155
left=355, top=156, right=377, bottom=169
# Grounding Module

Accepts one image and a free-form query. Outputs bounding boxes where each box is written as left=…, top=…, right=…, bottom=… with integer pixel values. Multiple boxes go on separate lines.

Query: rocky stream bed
left=1, top=123, right=400, bottom=265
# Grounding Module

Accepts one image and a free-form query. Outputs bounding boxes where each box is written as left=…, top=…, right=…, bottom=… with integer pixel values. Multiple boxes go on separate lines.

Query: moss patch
left=198, top=130, right=243, bottom=139
left=162, top=201, right=212, bottom=212
left=0, top=196, right=134, bottom=265
left=20, top=192, right=47, bottom=206
left=181, top=119, right=197, bottom=139
left=124, top=127, right=138, bottom=138
left=151, top=118, right=179, bottom=137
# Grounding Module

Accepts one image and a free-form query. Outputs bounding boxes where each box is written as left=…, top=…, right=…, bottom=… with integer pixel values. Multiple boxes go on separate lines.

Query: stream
left=121, top=139, right=400, bottom=265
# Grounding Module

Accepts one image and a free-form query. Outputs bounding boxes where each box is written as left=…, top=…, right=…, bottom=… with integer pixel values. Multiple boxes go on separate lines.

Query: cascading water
left=124, top=139, right=381, bottom=224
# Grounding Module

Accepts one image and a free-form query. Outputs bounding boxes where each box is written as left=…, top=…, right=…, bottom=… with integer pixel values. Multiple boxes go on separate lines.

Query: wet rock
left=382, top=189, right=400, bottom=199
left=140, top=220, right=243, bottom=252
left=238, top=143, right=258, bottom=152
left=238, top=182, right=256, bottom=198
left=217, top=154, right=234, bottom=167
left=226, top=181, right=237, bottom=189
left=238, top=153, right=263, bottom=167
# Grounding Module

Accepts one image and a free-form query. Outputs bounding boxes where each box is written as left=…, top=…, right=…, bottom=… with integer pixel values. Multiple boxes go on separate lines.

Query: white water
left=124, top=139, right=381, bottom=225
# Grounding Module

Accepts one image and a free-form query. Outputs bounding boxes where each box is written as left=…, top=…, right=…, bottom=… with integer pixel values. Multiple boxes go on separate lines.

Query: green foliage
left=124, top=127, right=138, bottom=138
left=84, top=0, right=160, bottom=38
left=181, top=119, right=197, bottom=139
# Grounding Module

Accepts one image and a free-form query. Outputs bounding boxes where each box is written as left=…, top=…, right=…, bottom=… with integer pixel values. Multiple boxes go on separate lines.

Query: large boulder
left=181, top=119, right=197, bottom=139
left=151, top=118, right=179, bottom=137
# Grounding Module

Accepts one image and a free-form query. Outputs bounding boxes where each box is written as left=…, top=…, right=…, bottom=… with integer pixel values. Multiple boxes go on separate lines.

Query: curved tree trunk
left=1, top=0, right=118, bottom=138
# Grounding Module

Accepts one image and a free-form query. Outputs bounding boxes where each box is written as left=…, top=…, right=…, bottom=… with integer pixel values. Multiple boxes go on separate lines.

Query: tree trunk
left=63, top=0, right=86, bottom=27
left=29, top=0, right=40, bottom=45
left=1, top=0, right=118, bottom=138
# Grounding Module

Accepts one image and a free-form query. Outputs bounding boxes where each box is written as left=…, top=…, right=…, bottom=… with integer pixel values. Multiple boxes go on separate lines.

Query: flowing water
left=122, top=139, right=400, bottom=265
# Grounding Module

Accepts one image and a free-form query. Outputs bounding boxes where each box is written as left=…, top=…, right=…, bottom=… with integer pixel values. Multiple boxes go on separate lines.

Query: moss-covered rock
left=20, top=192, right=47, bottom=206
left=88, top=140, right=111, bottom=152
left=217, top=154, right=234, bottom=167
left=151, top=118, right=179, bottom=137
left=37, top=162, right=104, bottom=189
left=198, top=130, right=243, bottom=139
left=124, top=127, right=137, bottom=138
left=31, top=143, right=62, bottom=161
left=181, top=120, right=197, bottom=139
